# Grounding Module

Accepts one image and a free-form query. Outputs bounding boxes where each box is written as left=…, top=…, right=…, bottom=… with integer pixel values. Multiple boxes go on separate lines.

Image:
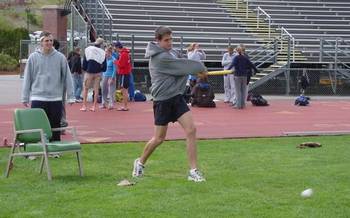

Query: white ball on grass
left=301, top=188, right=313, bottom=198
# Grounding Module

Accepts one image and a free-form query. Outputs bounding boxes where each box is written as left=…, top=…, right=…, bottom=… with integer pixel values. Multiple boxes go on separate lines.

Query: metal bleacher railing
left=248, top=39, right=279, bottom=66
left=80, top=0, right=113, bottom=42
left=320, top=37, right=350, bottom=67
left=257, top=6, right=271, bottom=39
left=280, top=27, right=295, bottom=62
left=255, top=6, right=296, bottom=62
left=319, top=37, right=350, bottom=91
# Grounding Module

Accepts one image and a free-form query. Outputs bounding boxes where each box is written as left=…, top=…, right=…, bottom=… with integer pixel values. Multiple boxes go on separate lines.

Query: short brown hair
left=154, top=26, right=172, bottom=41
left=39, top=31, right=52, bottom=41
left=236, top=46, right=243, bottom=55
left=187, top=43, right=197, bottom=52
left=105, top=45, right=113, bottom=53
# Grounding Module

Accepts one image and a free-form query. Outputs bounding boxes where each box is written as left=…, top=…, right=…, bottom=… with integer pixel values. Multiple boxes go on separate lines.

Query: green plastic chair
left=5, top=108, right=83, bottom=180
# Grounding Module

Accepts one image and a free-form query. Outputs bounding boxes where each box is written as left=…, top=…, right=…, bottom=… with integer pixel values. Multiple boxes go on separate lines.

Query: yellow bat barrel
left=207, top=70, right=233, bottom=76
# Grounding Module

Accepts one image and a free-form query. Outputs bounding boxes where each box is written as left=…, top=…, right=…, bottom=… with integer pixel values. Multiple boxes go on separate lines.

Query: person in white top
left=186, top=43, right=206, bottom=82
left=221, top=46, right=236, bottom=104
left=187, top=43, right=206, bottom=61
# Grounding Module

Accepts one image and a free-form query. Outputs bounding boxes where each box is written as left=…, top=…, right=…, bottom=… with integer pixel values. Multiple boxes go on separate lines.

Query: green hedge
left=0, top=53, right=18, bottom=71
left=0, top=27, right=29, bottom=60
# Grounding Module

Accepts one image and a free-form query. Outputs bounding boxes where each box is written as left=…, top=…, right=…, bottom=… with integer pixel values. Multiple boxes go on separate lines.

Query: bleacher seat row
left=85, top=0, right=350, bottom=63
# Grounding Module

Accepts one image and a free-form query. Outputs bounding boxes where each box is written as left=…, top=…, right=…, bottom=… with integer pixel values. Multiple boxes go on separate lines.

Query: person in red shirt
left=114, top=41, right=132, bottom=111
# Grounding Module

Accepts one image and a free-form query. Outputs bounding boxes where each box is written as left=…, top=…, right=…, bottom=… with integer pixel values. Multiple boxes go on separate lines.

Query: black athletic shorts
left=117, top=74, right=130, bottom=89
left=153, top=94, right=190, bottom=126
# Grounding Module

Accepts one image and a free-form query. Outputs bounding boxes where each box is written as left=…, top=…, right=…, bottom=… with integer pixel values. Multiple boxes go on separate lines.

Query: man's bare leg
left=177, top=111, right=197, bottom=170
left=133, top=125, right=168, bottom=177
left=178, top=111, right=205, bottom=182
left=91, top=86, right=99, bottom=111
left=81, top=86, right=88, bottom=111
left=139, top=125, right=168, bottom=164
left=122, top=88, right=128, bottom=109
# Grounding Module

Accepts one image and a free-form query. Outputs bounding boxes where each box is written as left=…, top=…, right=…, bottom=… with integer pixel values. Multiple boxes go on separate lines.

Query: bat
left=206, top=70, right=232, bottom=76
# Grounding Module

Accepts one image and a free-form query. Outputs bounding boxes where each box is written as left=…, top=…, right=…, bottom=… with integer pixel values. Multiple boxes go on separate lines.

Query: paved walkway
left=0, top=75, right=22, bottom=105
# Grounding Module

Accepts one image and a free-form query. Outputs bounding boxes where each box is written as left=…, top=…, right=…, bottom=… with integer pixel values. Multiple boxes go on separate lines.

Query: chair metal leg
left=76, top=151, right=83, bottom=177
left=39, top=155, right=44, bottom=174
left=43, top=152, right=52, bottom=181
left=5, top=142, right=16, bottom=178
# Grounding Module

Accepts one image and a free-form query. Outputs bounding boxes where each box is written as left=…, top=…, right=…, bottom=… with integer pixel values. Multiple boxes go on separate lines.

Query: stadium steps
left=217, top=0, right=307, bottom=62
left=244, top=0, right=350, bottom=63
left=216, top=0, right=350, bottom=91
left=216, top=0, right=308, bottom=91
left=248, top=61, right=288, bottom=92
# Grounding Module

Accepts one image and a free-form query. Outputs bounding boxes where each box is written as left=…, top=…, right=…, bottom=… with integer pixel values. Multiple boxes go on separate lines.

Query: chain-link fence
left=252, top=68, right=350, bottom=96
left=132, top=68, right=350, bottom=96
left=208, top=68, right=350, bottom=96
left=67, top=5, right=89, bottom=54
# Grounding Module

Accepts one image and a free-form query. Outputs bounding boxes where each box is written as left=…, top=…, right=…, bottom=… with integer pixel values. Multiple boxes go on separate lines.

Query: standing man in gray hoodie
left=132, top=26, right=207, bottom=182
left=21, top=31, right=74, bottom=141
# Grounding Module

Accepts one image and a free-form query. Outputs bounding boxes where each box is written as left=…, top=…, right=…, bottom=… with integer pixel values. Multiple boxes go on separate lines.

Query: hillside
left=0, top=0, right=63, bottom=31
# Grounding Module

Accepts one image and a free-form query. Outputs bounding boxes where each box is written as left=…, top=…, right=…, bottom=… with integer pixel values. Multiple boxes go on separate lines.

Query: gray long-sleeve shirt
left=145, top=42, right=207, bottom=101
left=21, top=49, right=74, bottom=103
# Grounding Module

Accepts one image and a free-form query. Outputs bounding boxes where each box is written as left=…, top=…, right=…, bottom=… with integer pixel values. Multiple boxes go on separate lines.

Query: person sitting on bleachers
left=191, top=72, right=216, bottom=108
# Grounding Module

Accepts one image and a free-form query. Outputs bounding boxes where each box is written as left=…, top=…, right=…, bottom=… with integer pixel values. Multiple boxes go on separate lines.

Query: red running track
left=1, top=100, right=350, bottom=145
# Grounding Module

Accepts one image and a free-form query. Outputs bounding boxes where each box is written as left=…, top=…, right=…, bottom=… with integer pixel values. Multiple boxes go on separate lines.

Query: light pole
left=25, top=7, right=30, bottom=32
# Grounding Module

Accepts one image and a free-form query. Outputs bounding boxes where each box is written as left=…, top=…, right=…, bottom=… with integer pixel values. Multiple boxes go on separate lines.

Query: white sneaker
left=132, top=158, right=144, bottom=177
left=49, top=153, right=61, bottom=158
left=188, top=169, right=206, bottom=182
left=27, top=156, right=37, bottom=160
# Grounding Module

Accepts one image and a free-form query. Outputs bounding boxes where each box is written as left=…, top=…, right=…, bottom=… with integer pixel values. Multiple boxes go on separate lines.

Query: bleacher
left=86, top=0, right=271, bottom=64
left=243, top=0, right=350, bottom=63
left=78, top=0, right=350, bottom=94
left=84, top=0, right=350, bottom=64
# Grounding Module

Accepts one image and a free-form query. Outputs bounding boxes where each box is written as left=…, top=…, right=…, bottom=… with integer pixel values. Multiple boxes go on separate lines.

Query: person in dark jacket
left=227, top=46, right=258, bottom=109
left=241, top=44, right=254, bottom=101
left=68, top=47, right=83, bottom=102
left=53, top=39, right=60, bottom=51
left=81, top=38, right=107, bottom=112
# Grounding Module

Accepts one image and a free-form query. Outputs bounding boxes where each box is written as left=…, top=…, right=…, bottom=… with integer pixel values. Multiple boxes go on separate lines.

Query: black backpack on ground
left=250, top=94, right=269, bottom=106
left=191, top=82, right=216, bottom=108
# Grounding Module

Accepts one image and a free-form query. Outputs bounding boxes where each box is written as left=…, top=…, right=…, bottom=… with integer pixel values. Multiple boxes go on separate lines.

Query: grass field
left=0, top=136, right=349, bottom=217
